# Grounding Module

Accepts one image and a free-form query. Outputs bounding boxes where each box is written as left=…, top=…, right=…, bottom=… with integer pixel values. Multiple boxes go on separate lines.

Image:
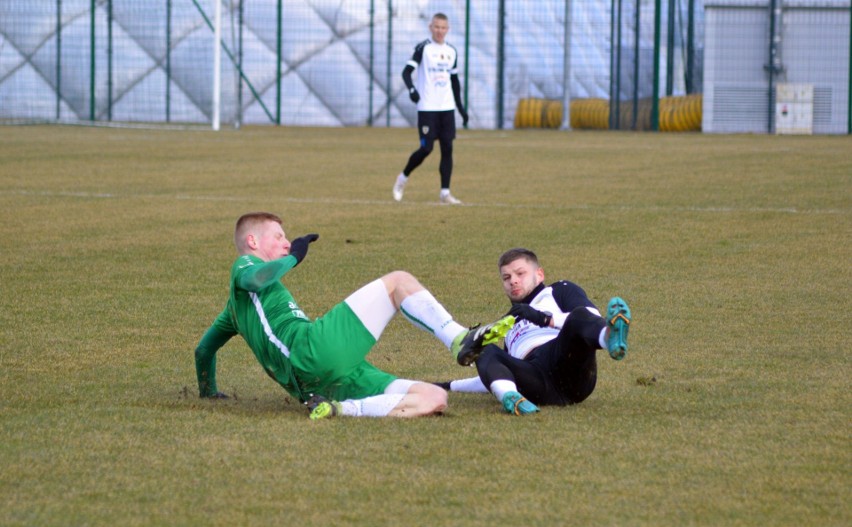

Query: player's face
left=254, top=221, right=291, bottom=261
left=430, top=18, right=449, bottom=43
left=500, top=258, right=545, bottom=302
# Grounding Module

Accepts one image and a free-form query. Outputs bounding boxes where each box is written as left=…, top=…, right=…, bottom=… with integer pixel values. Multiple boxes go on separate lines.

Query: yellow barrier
left=514, top=94, right=702, bottom=132
left=658, top=93, right=702, bottom=132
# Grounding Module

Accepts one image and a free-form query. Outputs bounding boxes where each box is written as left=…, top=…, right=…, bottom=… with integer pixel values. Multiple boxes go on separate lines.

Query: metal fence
left=0, top=1, right=848, bottom=132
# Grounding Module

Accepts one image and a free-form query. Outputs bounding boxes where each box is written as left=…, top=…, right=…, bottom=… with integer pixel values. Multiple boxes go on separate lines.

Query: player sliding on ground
left=434, top=248, right=631, bottom=416
left=193, top=212, right=512, bottom=419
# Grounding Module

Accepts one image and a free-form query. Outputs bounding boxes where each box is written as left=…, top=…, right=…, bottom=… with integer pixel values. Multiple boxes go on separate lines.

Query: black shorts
left=417, top=110, right=456, bottom=146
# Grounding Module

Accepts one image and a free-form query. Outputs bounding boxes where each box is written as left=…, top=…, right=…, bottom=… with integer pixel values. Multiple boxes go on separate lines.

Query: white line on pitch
left=2, top=189, right=848, bottom=216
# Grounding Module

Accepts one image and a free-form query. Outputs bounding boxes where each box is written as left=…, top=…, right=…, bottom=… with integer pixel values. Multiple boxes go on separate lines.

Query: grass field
left=0, top=124, right=849, bottom=526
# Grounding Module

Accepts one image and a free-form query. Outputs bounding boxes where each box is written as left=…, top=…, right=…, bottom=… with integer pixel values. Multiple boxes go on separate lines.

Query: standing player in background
left=393, top=12, right=469, bottom=205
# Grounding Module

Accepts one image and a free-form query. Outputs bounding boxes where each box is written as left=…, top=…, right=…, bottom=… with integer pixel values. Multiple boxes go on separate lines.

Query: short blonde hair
left=234, top=212, right=282, bottom=252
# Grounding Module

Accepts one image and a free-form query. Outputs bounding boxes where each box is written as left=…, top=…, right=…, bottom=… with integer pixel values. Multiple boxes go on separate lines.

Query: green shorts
left=294, top=300, right=396, bottom=401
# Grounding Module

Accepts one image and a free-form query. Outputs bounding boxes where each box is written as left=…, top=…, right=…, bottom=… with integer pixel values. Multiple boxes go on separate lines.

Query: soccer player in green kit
left=194, top=212, right=512, bottom=419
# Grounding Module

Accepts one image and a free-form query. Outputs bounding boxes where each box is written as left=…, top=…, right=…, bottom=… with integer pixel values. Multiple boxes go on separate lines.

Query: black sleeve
left=550, top=280, right=597, bottom=313
left=402, top=64, right=416, bottom=91
left=451, top=74, right=465, bottom=113
left=402, top=40, right=426, bottom=90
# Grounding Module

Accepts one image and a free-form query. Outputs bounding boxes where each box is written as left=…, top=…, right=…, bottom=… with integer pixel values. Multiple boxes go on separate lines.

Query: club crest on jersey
left=421, top=125, right=430, bottom=135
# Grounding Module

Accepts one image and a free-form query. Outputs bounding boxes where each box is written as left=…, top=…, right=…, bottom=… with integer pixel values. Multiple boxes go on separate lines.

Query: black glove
left=459, top=107, right=469, bottom=127
left=509, top=303, right=552, bottom=327
left=288, top=233, right=319, bottom=264
left=409, top=87, right=420, bottom=103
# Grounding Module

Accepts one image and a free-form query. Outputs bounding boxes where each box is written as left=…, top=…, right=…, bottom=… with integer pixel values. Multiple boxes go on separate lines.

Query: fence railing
left=0, top=1, right=848, bottom=133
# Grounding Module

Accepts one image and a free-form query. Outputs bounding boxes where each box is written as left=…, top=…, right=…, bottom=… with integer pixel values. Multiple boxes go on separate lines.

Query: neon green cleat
left=451, top=315, right=516, bottom=366
left=502, top=391, right=539, bottom=416
left=606, top=297, right=631, bottom=360
left=305, top=394, right=342, bottom=420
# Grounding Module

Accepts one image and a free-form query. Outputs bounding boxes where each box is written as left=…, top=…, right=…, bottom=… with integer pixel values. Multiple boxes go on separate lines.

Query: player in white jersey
left=435, top=248, right=632, bottom=416
left=392, top=13, right=469, bottom=205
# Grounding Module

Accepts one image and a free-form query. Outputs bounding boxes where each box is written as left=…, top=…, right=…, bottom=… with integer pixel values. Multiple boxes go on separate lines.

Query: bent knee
left=383, top=270, right=416, bottom=283
left=430, top=386, right=449, bottom=412
left=382, top=271, right=425, bottom=301
left=415, top=383, right=448, bottom=415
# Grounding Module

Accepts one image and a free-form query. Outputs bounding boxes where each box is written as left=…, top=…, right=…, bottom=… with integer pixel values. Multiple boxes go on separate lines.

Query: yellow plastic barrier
left=514, top=94, right=702, bottom=132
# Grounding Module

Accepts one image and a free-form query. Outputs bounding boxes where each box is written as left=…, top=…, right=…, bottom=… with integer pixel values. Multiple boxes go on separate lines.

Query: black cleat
left=451, top=316, right=515, bottom=366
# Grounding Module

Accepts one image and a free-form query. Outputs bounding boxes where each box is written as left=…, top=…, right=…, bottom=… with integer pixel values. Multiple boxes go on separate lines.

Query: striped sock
left=400, top=290, right=466, bottom=348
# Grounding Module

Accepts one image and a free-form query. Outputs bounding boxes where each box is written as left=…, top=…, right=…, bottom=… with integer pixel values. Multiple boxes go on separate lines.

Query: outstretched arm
left=236, top=256, right=298, bottom=292
left=236, top=234, right=318, bottom=292
left=195, top=309, right=237, bottom=398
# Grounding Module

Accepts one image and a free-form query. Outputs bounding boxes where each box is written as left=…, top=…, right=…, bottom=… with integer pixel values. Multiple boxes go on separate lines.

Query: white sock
left=440, top=188, right=450, bottom=197
left=450, top=377, right=488, bottom=393
left=396, top=173, right=408, bottom=185
left=340, top=393, right=405, bottom=417
left=598, top=327, right=608, bottom=349
left=400, top=290, right=466, bottom=348
left=489, top=379, right=519, bottom=401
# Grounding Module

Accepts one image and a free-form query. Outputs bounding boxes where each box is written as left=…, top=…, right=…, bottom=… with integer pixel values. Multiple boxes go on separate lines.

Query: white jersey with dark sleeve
left=503, top=281, right=601, bottom=360
left=408, top=39, right=459, bottom=112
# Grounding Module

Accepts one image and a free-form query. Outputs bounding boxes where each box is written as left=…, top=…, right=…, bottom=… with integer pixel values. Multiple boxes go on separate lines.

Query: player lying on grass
left=433, top=248, right=631, bottom=416
left=193, top=212, right=512, bottom=419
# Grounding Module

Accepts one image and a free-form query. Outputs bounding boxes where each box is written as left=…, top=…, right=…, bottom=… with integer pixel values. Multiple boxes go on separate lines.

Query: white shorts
left=344, top=278, right=396, bottom=341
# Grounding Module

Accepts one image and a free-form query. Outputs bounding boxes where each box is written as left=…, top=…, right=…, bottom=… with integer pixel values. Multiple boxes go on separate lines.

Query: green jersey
left=195, top=254, right=311, bottom=400
left=195, top=254, right=395, bottom=402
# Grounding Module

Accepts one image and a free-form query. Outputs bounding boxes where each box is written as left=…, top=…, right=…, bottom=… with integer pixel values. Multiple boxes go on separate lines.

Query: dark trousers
left=476, top=307, right=605, bottom=406
left=403, top=110, right=456, bottom=188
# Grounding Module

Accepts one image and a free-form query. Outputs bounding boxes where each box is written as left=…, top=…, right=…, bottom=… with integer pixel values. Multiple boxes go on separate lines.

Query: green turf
left=1, top=125, right=849, bottom=526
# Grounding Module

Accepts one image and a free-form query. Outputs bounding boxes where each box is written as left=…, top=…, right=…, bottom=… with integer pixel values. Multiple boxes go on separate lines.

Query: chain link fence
left=0, top=1, right=848, bottom=132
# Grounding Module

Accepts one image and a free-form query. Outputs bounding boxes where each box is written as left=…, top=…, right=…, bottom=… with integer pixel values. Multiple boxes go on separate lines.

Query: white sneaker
left=439, top=192, right=462, bottom=205
left=392, top=174, right=407, bottom=201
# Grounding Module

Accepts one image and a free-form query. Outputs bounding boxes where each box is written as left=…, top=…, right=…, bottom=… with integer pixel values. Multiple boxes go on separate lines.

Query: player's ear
left=246, top=233, right=257, bottom=250
left=535, top=266, right=545, bottom=283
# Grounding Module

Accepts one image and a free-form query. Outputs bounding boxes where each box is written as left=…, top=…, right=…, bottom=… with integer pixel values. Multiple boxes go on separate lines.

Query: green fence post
left=562, top=0, right=573, bottom=130
left=768, top=0, right=778, bottom=133
left=686, top=0, right=695, bottom=93
left=90, top=0, right=95, bottom=121
left=368, top=0, right=374, bottom=126
left=386, top=1, right=392, bottom=128
left=276, top=0, right=282, bottom=125
left=631, top=0, right=640, bottom=130
left=464, top=0, right=470, bottom=121
left=237, top=0, right=244, bottom=127
left=666, top=0, right=674, bottom=96
left=652, top=0, right=661, bottom=131
left=56, top=0, right=62, bottom=120
left=609, top=0, right=615, bottom=128
left=166, top=0, right=171, bottom=122
left=611, top=0, right=623, bottom=130
left=497, top=0, right=505, bottom=129
left=107, top=0, right=113, bottom=121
